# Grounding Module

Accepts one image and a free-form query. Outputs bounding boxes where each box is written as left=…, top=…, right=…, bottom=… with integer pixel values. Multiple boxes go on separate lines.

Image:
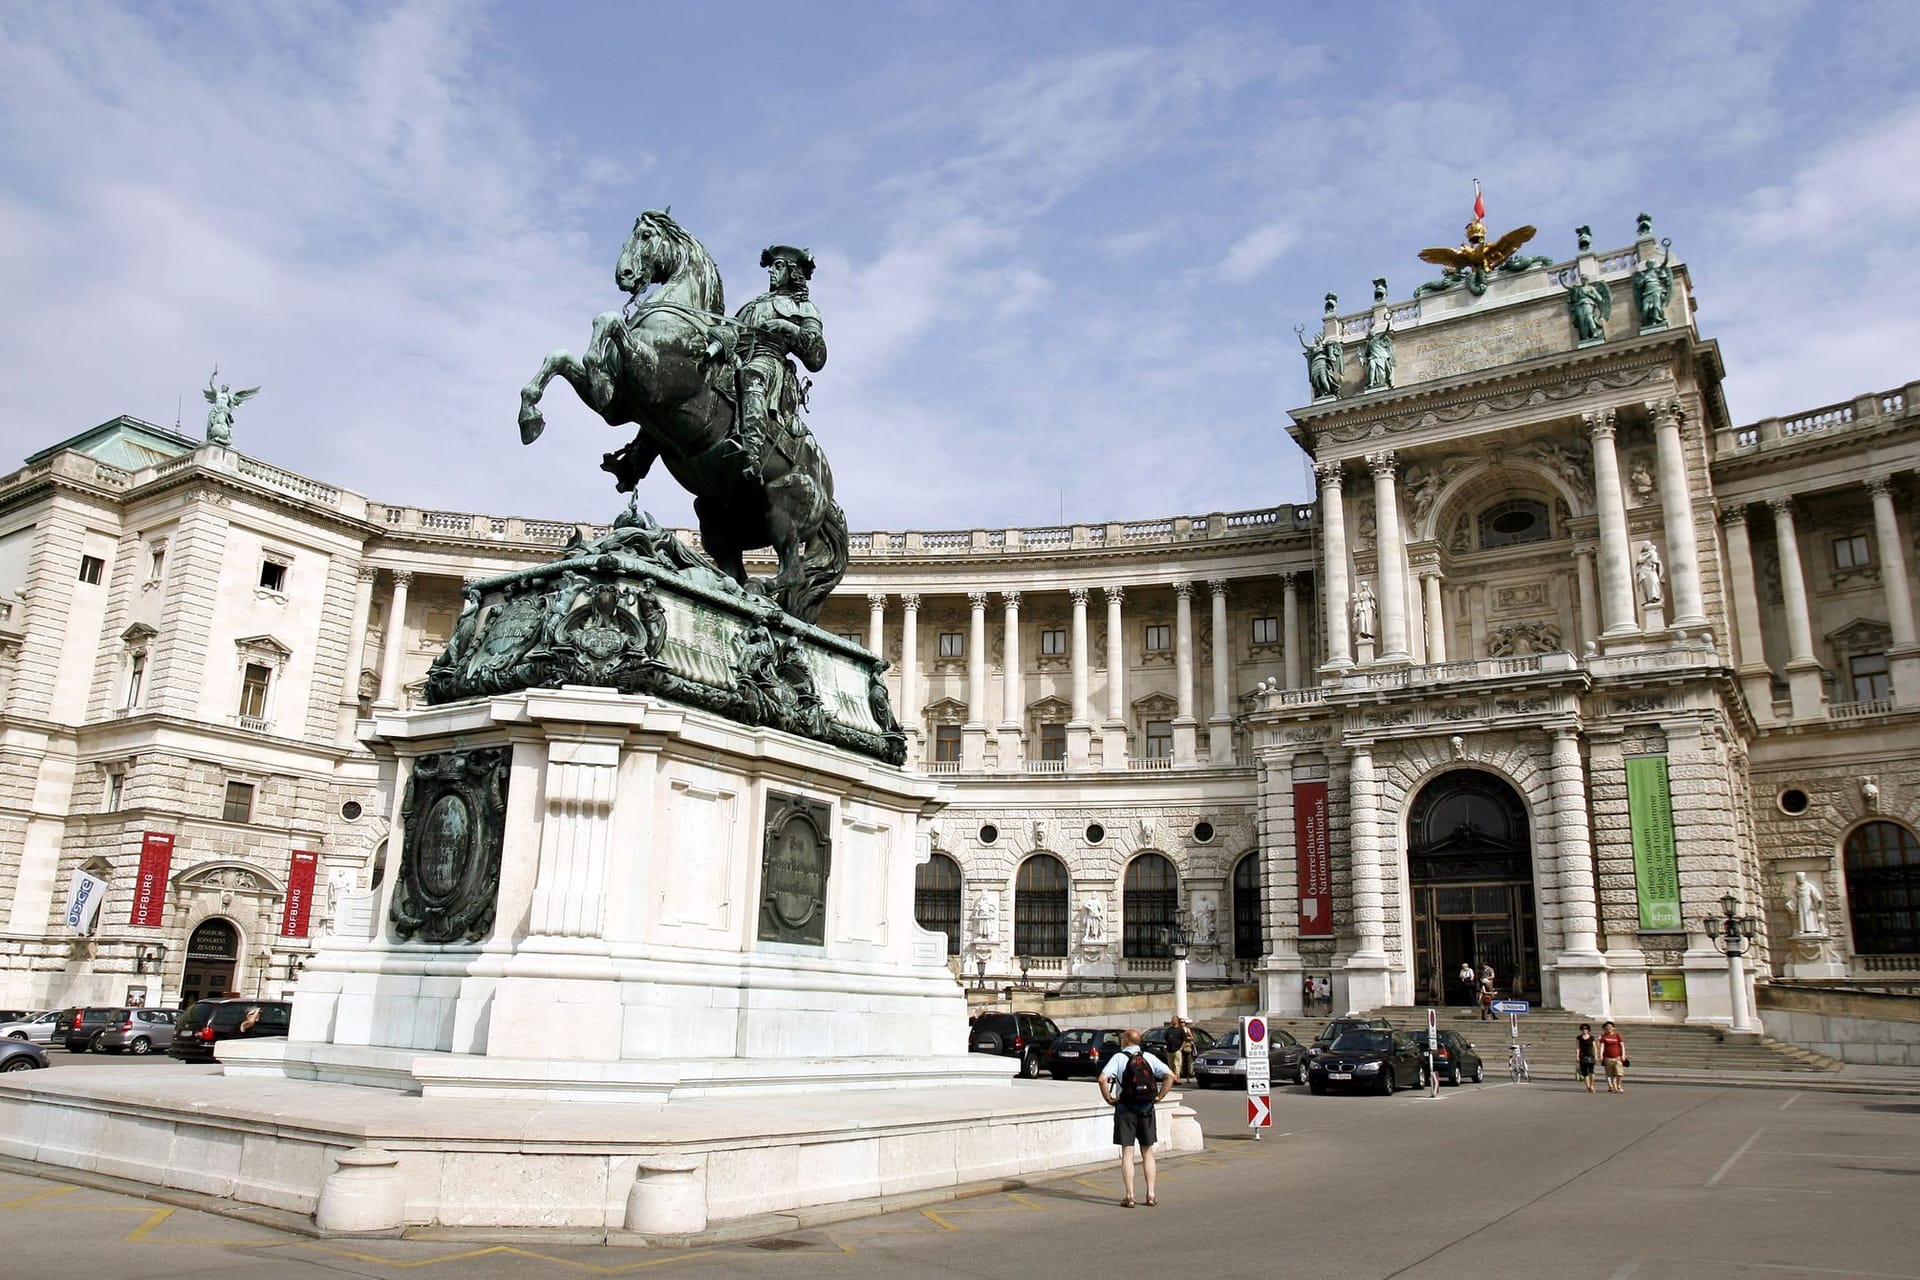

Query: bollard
left=625, top=1157, right=707, bottom=1235
left=315, top=1147, right=407, bottom=1233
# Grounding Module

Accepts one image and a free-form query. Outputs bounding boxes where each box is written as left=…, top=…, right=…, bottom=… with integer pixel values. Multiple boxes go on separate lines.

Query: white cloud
left=1735, top=102, right=1920, bottom=246
left=1217, top=221, right=1299, bottom=283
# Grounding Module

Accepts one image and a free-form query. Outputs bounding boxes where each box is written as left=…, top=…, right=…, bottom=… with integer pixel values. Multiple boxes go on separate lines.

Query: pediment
left=121, top=622, right=158, bottom=644
left=173, top=860, right=283, bottom=897
left=1132, top=692, right=1178, bottom=717
left=234, top=634, right=292, bottom=661
left=1026, top=695, right=1072, bottom=720
left=924, top=697, right=969, bottom=725
left=1826, top=617, right=1893, bottom=652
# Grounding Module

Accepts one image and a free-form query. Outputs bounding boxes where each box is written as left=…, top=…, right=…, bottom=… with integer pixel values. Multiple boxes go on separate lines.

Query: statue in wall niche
left=1862, top=777, right=1881, bottom=812
left=1352, top=581, right=1379, bottom=640
left=1363, top=314, right=1395, bottom=391
left=1192, top=899, right=1216, bottom=945
left=1078, top=897, right=1106, bottom=945
left=971, top=891, right=999, bottom=944
left=1566, top=277, right=1613, bottom=343
left=1296, top=325, right=1340, bottom=400
left=1786, top=871, right=1826, bottom=937
left=1634, top=541, right=1665, bottom=606
left=202, top=368, right=260, bottom=445
left=1633, top=240, right=1675, bottom=328
left=1628, top=456, right=1657, bottom=506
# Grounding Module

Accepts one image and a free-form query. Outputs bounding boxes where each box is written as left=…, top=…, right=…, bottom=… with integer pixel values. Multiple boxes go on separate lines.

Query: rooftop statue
left=1414, top=182, right=1555, bottom=299
left=202, top=368, right=259, bottom=445
left=516, top=210, right=846, bottom=623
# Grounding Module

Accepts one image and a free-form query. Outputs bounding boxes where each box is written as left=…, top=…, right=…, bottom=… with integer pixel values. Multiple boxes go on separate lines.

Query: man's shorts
left=1114, top=1105, right=1158, bottom=1148
left=1604, top=1058, right=1624, bottom=1078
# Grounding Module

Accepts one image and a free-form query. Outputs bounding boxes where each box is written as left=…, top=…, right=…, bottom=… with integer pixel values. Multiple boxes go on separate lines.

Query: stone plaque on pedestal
left=759, top=792, right=832, bottom=946
left=389, top=746, right=509, bottom=944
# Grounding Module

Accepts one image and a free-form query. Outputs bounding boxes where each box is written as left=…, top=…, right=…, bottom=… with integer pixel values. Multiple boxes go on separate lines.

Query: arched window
left=1479, top=499, right=1551, bottom=550
left=1232, top=852, right=1263, bottom=960
left=1124, top=853, right=1179, bottom=958
left=1845, top=821, right=1920, bottom=955
left=914, top=852, right=963, bottom=955
left=1014, top=854, right=1069, bottom=956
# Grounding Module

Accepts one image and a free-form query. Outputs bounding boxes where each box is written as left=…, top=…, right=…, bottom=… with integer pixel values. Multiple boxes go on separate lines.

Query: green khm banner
left=1626, top=755, right=1682, bottom=930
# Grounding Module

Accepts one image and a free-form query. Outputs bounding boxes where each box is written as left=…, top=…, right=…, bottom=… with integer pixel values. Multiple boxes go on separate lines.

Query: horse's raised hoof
left=518, top=406, right=546, bottom=445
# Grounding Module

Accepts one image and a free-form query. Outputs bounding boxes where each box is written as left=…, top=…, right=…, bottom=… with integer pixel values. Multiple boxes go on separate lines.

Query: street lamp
left=1018, top=954, right=1031, bottom=990
left=974, top=955, right=988, bottom=990
left=1157, top=915, right=1193, bottom=1022
left=1702, top=892, right=1759, bottom=1032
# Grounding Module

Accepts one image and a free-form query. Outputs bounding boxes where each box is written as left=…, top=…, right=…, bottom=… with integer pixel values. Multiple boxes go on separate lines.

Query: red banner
left=1295, top=782, right=1331, bottom=936
left=129, top=831, right=174, bottom=927
left=281, top=850, right=319, bottom=938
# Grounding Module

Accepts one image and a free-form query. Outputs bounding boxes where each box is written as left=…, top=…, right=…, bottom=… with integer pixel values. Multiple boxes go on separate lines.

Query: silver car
left=0, top=1011, right=59, bottom=1046
left=93, top=1008, right=177, bottom=1055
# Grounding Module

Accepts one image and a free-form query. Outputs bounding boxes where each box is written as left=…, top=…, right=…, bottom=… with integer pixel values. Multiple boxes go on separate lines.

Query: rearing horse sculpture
left=516, top=210, right=848, bottom=623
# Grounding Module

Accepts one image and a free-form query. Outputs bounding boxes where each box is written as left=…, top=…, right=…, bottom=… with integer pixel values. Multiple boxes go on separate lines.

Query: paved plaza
left=6, top=1072, right=1918, bottom=1279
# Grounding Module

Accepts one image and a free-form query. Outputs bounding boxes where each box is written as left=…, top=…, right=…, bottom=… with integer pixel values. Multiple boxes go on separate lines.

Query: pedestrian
left=1457, top=960, right=1476, bottom=1007
left=1598, top=1020, right=1628, bottom=1092
left=1575, top=1022, right=1597, bottom=1093
left=1098, top=1027, right=1175, bottom=1208
left=1164, top=1018, right=1188, bottom=1082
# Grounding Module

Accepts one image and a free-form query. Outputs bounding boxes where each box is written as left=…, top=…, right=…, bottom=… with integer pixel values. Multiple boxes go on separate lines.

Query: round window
left=1778, top=788, right=1811, bottom=816
left=1490, top=508, right=1536, bottom=535
left=1086, top=823, right=1105, bottom=844
left=979, top=823, right=999, bottom=845
left=1192, top=821, right=1215, bottom=843
left=340, top=800, right=364, bottom=822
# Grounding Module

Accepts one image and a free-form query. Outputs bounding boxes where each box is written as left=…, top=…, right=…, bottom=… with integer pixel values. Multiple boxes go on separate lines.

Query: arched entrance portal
left=179, top=918, right=241, bottom=1008
left=1407, top=770, right=1540, bottom=1006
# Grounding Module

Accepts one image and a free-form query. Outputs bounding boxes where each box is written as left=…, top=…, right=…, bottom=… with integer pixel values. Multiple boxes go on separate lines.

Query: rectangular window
left=222, top=780, right=255, bottom=824
left=1039, top=629, right=1067, bottom=656
left=933, top=724, right=962, bottom=762
left=839, top=632, right=862, bottom=646
left=238, top=662, right=272, bottom=720
left=1145, top=719, right=1173, bottom=758
left=1851, top=652, right=1891, bottom=703
left=259, top=560, right=287, bottom=592
left=105, top=773, right=125, bottom=813
left=125, top=652, right=146, bottom=707
left=1251, top=616, right=1280, bottom=645
left=1834, top=535, right=1871, bottom=570
left=1144, top=624, right=1171, bottom=652
left=937, top=632, right=964, bottom=658
left=77, top=555, right=104, bottom=584
left=1039, top=723, right=1067, bottom=762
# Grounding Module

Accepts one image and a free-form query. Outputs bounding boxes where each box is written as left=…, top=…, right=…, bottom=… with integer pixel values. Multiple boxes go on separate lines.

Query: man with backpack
left=1097, top=1027, right=1175, bottom=1208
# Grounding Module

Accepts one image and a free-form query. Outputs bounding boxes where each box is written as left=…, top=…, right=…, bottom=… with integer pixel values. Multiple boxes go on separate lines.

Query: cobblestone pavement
left=6, top=1077, right=1919, bottom=1279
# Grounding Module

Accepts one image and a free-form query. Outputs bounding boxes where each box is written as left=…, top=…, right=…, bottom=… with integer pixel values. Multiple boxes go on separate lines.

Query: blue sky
left=2, top=1, right=1916, bottom=533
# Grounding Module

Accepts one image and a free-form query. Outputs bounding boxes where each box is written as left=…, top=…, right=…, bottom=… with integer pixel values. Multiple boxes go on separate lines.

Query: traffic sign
left=1490, top=999, right=1530, bottom=1015
left=1247, top=1093, right=1271, bottom=1127
left=1242, top=1015, right=1271, bottom=1095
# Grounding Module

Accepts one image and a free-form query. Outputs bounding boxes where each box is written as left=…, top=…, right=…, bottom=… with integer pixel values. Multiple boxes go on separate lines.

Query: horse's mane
left=639, top=209, right=724, bottom=314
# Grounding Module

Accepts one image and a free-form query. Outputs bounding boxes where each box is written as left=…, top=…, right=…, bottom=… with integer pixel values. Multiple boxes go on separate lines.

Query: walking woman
left=1598, top=1020, right=1628, bottom=1093
left=1576, top=1023, right=1598, bottom=1093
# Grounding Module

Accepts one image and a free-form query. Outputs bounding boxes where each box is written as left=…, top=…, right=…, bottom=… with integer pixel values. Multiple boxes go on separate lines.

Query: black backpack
left=1118, top=1051, right=1159, bottom=1105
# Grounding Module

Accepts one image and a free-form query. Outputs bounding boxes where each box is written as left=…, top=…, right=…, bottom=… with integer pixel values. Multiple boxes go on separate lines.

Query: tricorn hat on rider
left=760, top=244, right=816, bottom=279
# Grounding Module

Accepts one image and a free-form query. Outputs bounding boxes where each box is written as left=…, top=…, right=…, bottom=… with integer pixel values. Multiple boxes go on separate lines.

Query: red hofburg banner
left=129, top=831, right=174, bottom=928
left=1294, top=781, right=1332, bottom=936
left=281, top=849, right=319, bottom=938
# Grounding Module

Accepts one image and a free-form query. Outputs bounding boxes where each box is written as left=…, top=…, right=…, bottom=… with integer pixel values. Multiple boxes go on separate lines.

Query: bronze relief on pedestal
left=758, top=792, right=832, bottom=947
left=390, top=747, right=510, bottom=945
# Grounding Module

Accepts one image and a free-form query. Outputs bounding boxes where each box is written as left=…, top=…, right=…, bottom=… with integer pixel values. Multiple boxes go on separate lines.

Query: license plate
left=1329, top=1072, right=1352, bottom=1080
left=1058, top=1050, right=1080, bottom=1058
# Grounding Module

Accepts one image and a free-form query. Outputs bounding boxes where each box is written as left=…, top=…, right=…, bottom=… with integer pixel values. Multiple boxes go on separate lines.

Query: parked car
left=57, top=1006, right=125, bottom=1053
left=94, top=1007, right=179, bottom=1055
left=0, top=1009, right=34, bottom=1024
left=967, top=1011, right=1060, bottom=1079
left=0, top=1039, right=49, bottom=1072
left=1194, top=1025, right=1308, bottom=1088
left=1307, top=1029, right=1429, bottom=1094
left=1307, top=1016, right=1394, bottom=1057
left=1407, top=1028, right=1485, bottom=1086
left=0, top=1011, right=59, bottom=1045
left=1044, top=1027, right=1128, bottom=1080
left=1142, top=1023, right=1217, bottom=1070
left=167, top=999, right=293, bottom=1063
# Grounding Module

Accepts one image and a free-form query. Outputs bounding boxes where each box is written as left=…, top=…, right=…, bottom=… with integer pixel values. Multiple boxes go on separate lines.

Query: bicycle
left=1508, top=1040, right=1531, bottom=1082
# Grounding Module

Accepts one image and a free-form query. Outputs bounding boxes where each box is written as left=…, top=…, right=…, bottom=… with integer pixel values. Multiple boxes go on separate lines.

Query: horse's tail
left=788, top=500, right=848, bottom=623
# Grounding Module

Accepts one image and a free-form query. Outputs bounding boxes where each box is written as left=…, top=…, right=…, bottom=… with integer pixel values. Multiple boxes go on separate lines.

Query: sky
left=2, top=1, right=1917, bottom=534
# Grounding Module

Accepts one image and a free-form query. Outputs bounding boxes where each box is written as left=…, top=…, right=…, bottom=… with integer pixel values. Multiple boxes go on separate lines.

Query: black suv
left=55, top=1006, right=123, bottom=1053
left=968, top=1011, right=1059, bottom=1079
left=168, top=998, right=292, bottom=1063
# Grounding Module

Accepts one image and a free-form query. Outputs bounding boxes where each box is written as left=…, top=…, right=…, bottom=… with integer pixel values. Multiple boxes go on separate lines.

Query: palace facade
left=2, top=216, right=1916, bottom=1025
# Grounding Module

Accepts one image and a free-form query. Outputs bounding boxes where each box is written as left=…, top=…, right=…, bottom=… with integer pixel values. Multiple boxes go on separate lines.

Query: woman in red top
left=1598, top=1020, right=1628, bottom=1093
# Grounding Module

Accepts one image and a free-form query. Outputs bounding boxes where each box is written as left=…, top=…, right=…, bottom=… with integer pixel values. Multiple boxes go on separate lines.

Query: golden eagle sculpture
left=1414, top=182, right=1554, bottom=298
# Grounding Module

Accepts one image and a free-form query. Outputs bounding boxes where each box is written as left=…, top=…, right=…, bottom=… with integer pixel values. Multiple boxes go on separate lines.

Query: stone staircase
left=1196, top=1005, right=1840, bottom=1074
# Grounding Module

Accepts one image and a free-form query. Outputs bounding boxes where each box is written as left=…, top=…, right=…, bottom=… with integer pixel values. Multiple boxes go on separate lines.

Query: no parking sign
left=1242, top=1015, right=1271, bottom=1128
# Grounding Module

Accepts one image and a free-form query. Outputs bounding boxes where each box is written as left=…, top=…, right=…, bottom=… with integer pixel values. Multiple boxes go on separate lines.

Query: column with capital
left=1770, top=499, right=1825, bottom=719
left=899, top=594, right=922, bottom=765
left=1550, top=726, right=1610, bottom=1016
left=1719, top=508, right=1775, bottom=715
left=1281, top=573, right=1303, bottom=689
left=338, top=563, right=379, bottom=741
left=1422, top=572, right=1448, bottom=664
left=1207, top=580, right=1234, bottom=762
left=1368, top=451, right=1410, bottom=661
left=866, top=592, right=886, bottom=658
left=1101, top=586, right=1128, bottom=766
left=1585, top=410, right=1639, bottom=638
left=1317, top=464, right=1354, bottom=671
left=375, top=569, right=413, bottom=708
left=1172, top=581, right=1198, bottom=764
left=1068, top=587, right=1094, bottom=768
left=999, top=591, right=1025, bottom=770
left=1648, top=398, right=1706, bottom=628
left=963, top=591, right=989, bottom=770
left=1867, top=476, right=1920, bottom=704
left=1344, top=743, right=1393, bottom=1009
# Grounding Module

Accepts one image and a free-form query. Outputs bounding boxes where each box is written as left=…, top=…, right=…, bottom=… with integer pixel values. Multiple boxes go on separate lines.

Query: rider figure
left=727, top=244, right=827, bottom=484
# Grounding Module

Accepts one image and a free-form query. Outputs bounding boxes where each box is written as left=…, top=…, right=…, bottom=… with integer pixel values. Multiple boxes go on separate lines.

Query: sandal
left=1121, top=1197, right=1135, bottom=1208
left=1146, top=1195, right=1158, bottom=1207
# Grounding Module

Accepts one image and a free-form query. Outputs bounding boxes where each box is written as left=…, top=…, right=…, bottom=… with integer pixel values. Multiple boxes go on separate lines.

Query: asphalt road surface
left=4, top=1075, right=1917, bottom=1279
